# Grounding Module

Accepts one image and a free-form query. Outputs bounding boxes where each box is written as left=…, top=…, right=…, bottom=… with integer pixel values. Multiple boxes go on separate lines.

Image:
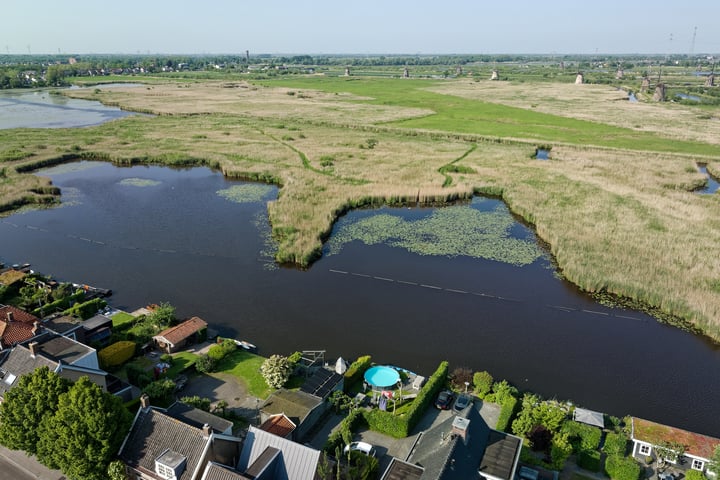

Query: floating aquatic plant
left=326, top=203, right=546, bottom=266
left=118, top=178, right=161, bottom=187
left=217, top=184, right=275, bottom=204
left=39, top=161, right=104, bottom=176
left=253, top=210, right=279, bottom=270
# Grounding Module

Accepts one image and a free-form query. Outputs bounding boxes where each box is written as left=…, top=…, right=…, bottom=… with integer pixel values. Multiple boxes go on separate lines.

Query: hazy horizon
left=5, top=0, right=720, bottom=56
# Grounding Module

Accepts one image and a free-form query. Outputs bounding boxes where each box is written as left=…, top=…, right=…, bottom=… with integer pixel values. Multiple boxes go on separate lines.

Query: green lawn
left=168, top=351, right=198, bottom=377
left=257, top=76, right=720, bottom=156
left=110, top=311, right=135, bottom=328
left=215, top=350, right=272, bottom=399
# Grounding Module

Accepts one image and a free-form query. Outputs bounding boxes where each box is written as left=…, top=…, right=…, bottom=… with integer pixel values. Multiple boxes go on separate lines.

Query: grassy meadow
left=1, top=73, right=720, bottom=341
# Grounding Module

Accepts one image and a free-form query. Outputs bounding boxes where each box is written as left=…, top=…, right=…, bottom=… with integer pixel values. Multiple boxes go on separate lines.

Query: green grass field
left=215, top=350, right=271, bottom=399
left=256, top=77, right=720, bottom=156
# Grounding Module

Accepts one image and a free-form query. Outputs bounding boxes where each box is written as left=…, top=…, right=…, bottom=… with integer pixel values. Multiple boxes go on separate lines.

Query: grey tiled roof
left=119, top=407, right=211, bottom=480
left=167, top=402, right=233, bottom=434
left=202, top=462, right=251, bottom=480
left=0, top=345, right=57, bottom=396
left=238, top=426, right=320, bottom=480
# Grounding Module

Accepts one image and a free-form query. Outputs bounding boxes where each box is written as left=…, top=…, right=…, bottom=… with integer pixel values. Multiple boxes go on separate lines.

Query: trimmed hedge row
left=605, top=454, right=641, bottom=480
left=362, top=361, right=448, bottom=438
left=32, top=290, right=85, bottom=316
left=343, top=355, right=372, bottom=393
left=324, top=408, right=365, bottom=454
left=63, top=297, right=106, bottom=320
left=496, top=395, right=519, bottom=432
left=99, top=341, right=136, bottom=369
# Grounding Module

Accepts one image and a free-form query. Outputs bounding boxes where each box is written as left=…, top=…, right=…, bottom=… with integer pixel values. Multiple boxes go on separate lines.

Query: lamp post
left=464, top=381, right=469, bottom=394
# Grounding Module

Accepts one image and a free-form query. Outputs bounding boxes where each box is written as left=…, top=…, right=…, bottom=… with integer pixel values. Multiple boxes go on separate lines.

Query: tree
left=654, top=440, right=685, bottom=466
left=473, top=371, right=493, bottom=397
left=549, top=431, right=573, bottom=470
left=260, top=354, right=292, bottom=389
left=195, top=353, right=216, bottom=373
left=147, top=302, right=176, bottom=329
left=36, top=377, right=132, bottom=480
left=107, top=460, right=129, bottom=480
left=0, top=367, right=70, bottom=454
left=142, top=379, right=176, bottom=405
left=709, top=444, right=720, bottom=476
left=450, top=366, right=473, bottom=391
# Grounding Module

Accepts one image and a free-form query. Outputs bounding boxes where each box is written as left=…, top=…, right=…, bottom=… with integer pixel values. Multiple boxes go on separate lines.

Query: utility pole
left=689, top=26, right=697, bottom=57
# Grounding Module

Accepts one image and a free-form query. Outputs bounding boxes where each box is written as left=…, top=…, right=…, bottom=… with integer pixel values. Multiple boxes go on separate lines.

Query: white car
left=343, top=441, right=376, bottom=457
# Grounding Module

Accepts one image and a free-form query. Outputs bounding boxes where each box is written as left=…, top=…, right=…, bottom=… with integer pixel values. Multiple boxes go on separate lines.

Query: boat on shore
left=233, top=339, right=257, bottom=353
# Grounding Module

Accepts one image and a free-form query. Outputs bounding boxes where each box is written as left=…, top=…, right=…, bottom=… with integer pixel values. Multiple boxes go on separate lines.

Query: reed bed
left=2, top=77, right=720, bottom=340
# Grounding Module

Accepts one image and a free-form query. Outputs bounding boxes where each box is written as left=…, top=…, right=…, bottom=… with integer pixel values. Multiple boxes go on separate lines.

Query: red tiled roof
left=259, top=414, right=296, bottom=439
left=632, top=417, right=720, bottom=460
left=0, top=306, right=39, bottom=348
left=154, top=316, right=207, bottom=346
left=0, top=305, right=39, bottom=324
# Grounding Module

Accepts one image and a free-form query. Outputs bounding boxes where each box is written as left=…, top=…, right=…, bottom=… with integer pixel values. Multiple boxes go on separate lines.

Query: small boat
left=233, top=339, right=257, bottom=352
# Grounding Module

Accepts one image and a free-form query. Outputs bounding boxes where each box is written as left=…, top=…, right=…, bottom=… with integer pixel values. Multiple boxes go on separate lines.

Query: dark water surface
left=1, top=162, right=719, bottom=436
left=0, top=89, right=136, bottom=129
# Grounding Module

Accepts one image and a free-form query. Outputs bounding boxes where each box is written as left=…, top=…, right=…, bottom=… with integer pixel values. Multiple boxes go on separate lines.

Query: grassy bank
left=1, top=77, right=720, bottom=341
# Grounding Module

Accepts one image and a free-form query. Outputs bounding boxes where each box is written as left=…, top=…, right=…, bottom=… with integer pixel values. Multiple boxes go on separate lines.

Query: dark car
left=453, top=393, right=472, bottom=412
left=435, top=390, right=454, bottom=410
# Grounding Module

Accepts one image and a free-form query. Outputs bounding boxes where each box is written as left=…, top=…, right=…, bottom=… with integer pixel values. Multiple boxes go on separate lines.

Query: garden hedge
left=577, top=450, right=601, bottom=472
left=343, top=355, right=372, bottom=393
left=605, top=454, right=641, bottom=480
left=99, top=341, right=136, bottom=369
left=603, top=432, right=629, bottom=456
left=496, top=395, right=519, bottom=432
left=562, top=420, right=602, bottom=452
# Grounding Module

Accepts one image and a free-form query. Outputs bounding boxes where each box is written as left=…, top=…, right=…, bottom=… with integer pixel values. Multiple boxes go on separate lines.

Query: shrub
left=260, top=355, right=292, bottom=389
left=604, top=455, right=641, bottom=480
left=450, top=366, right=473, bottom=391
left=549, top=431, right=573, bottom=471
left=473, top=371, right=493, bottom=398
left=98, top=341, right=136, bottom=369
left=325, top=408, right=365, bottom=453
left=492, top=380, right=518, bottom=404
left=143, top=379, right=176, bottom=405
left=208, top=344, right=225, bottom=361
left=496, top=395, right=519, bottom=432
left=562, top=420, right=602, bottom=452
left=577, top=450, right=601, bottom=472
left=180, top=396, right=211, bottom=412
left=343, top=355, right=372, bottom=393
left=126, top=363, right=152, bottom=388
left=684, top=471, right=706, bottom=480
left=195, top=354, right=216, bottom=373
left=160, top=354, right=173, bottom=365
left=603, top=432, right=629, bottom=456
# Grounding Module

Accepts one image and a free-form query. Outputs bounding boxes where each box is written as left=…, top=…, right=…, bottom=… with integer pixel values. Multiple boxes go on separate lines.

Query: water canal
left=1, top=161, right=719, bottom=437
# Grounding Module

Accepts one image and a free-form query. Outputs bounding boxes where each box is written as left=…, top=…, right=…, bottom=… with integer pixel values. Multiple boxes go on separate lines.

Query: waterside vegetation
left=1, top=70, right=720, bottom=341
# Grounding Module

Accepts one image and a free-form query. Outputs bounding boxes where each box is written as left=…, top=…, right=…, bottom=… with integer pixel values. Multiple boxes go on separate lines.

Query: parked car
left=453, top=393, right=472, bottom=412
left=435, top=390, right=454, bottom=410
left=343, top=441, right=376, bottom=457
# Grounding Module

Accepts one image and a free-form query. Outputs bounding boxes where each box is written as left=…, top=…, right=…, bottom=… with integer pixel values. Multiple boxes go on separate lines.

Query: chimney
left=451, top=416, right=470, bottom=446
left=202, top=423, right=212, bottom=436
left=6, top=311, right=13, bottom=323
left=140, top=394, right=151, bottom=410
left=28, top=341, right=39, bottom=358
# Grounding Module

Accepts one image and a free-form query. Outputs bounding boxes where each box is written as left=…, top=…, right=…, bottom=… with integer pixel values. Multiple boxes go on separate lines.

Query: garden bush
left=684, top=470, right=706, bottom=480
left=473, top=371, right=493, bottom=398
left=343, top=355, right=372, bottom=393
left=143, top=379, right=176, bottom=405
left=577, top=450, right=601, bottom=472
left=604, top=455, right=641, bottom=480
left=195, top=354, right=216, bottom=373
left=603, top=432, right=629, bottom=456
left=324, top=408, right=365, bottom=453
left=562, top=420, right=602, bottom=452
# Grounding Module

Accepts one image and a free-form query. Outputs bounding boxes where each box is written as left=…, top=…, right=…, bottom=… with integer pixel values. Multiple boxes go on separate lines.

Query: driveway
left=177, top=371, right=261, bottom=423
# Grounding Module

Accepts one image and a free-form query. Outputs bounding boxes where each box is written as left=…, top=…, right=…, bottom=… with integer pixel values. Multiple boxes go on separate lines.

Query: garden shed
left=573, top=407, right=605, bottom=428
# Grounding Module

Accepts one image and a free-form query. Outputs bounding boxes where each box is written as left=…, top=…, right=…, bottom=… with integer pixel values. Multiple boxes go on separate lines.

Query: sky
left=4, top=0, right=720, bottom=56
